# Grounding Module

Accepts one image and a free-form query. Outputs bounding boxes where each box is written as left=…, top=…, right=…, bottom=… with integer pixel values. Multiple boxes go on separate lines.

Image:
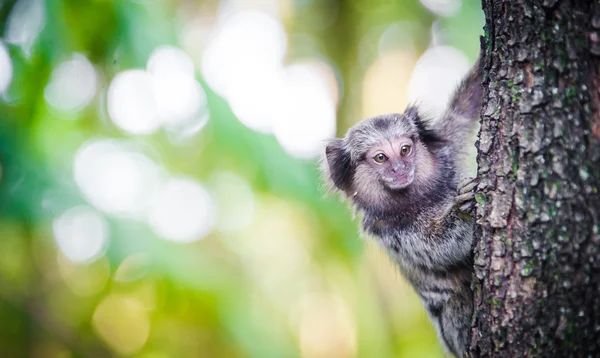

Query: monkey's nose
left=391, top=160, right=406, bottom=173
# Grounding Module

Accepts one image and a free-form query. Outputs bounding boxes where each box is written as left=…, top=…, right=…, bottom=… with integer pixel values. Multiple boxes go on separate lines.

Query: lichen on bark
left=470, top=0, right=600, bottom=357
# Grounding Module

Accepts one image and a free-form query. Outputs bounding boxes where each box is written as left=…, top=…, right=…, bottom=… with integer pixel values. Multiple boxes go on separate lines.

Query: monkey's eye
left=373, top=153, right=388, bottom=163
left=400, top=145, right=412, bottom=156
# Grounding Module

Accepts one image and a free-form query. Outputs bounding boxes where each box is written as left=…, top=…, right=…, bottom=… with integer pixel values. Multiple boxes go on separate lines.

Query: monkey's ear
left=324, top=139, right=355, bottom=192
left=405, top=106, right=444, bottom=148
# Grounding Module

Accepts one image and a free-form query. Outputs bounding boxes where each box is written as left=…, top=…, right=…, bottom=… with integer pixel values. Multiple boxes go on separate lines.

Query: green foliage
left=0, top=0, right=482, bottom=357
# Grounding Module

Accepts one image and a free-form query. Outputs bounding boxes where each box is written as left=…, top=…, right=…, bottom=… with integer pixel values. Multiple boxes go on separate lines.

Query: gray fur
left=321, top=58, right=482, bottom=357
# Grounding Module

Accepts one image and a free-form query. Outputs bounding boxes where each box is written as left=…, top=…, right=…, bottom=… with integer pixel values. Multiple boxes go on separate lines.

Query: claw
left=457, top=177, right=480, bottom=195
left=459, top=201, right=473, bottom=213
left=455, top=191, right=475, bottom=204
left=455, top=177, right=479, bottom=214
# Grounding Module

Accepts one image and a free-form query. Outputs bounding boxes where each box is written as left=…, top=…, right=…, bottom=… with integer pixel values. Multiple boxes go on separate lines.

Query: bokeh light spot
left=92, top=294, right=150, bottom=356
left=44, top=53, right=97, bottom=113
left=73, top=139, right=163, bottom=218
left=0, top=41, right=13, bottom=95
left=4, top=0, right=45, bottom=56
left=227, top=68, right=285, bottom=134
left=407, top=45, right=470, bottom=119
left=148, top=46, right=207, bottom=128
left=147, top=45, right=195, bottom=78
left=107, top=46, right=208, bottom=137
left=114, top=253, right=152, bottom=283
left=362, top=50, right=416, bottom=118
left=107, top=70, right=161, bottom=135
left=152, top=74, right=205, bottom=126
left=273, top=63, right=337, bottom=159
left=298, top=293, right=357, bottom=358
left=147, top=177, right=215, bottom=243
left=57, top=254, right=109, bottom=296
left=200, top=10, right=339, bottom=157
left=52, top=206, right=109, bottom=263
left=420, top=0, right=462, bottom=17
left=201, top=10, right=288, bottom=134
left=201, top=10, right=287, bottom=100
left=237, top=196, right=315, bottom=310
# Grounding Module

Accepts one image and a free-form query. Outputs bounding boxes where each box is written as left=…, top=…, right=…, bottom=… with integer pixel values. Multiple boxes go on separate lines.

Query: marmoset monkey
left=321, top=58, right=482, bottom=357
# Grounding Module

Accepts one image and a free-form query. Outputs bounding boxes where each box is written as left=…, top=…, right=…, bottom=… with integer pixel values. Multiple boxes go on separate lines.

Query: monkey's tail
left=436, top=56, right=483, bottom=155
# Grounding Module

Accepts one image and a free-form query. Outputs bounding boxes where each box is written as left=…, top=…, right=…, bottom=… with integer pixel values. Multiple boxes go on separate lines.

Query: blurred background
left=0, top=0, right=482, bottom=357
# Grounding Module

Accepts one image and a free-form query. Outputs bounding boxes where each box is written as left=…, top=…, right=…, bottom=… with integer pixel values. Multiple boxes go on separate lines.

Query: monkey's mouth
left=382, top=169, right=415, bottom=190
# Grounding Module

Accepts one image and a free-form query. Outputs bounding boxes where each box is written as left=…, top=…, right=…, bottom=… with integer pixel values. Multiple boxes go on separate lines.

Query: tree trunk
left=470, top=0, right=600, bottom=357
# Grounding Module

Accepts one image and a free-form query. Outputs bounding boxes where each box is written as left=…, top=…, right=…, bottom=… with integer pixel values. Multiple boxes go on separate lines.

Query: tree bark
left=470, top=0, right=600, bottom=357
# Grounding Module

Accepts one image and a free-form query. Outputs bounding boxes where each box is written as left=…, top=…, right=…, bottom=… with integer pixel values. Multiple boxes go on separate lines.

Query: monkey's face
left=323, top=111, right=440, bottom=210
left=364, top=136, right=416, bottom=190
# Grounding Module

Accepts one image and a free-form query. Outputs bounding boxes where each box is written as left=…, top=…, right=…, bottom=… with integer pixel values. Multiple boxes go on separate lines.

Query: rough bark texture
left=470, top=0, right=600, bottom=357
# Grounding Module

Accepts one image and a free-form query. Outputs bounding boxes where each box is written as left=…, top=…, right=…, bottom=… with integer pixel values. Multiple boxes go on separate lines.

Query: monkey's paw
left=455, top=177, right=479, bottom=214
